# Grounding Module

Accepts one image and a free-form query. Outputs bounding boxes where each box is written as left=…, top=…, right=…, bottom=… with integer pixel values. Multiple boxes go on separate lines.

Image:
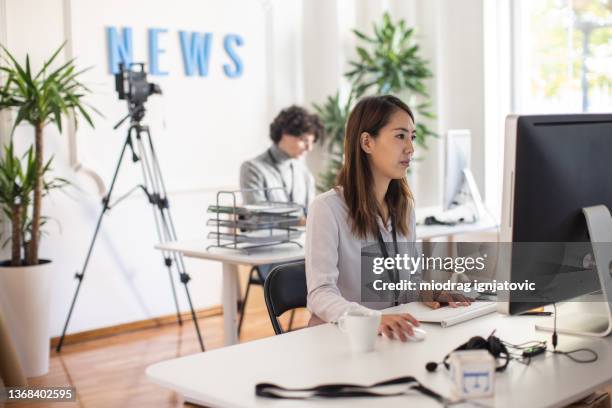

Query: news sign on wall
left=68, top=0, right=270, bottom=193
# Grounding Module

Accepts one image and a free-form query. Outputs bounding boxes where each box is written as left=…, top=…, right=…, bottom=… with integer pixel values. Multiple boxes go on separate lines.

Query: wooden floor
left=18, top=287, right=310, bottom=408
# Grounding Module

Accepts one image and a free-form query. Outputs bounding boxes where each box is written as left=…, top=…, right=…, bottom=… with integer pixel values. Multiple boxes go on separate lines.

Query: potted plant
left=315, top=12, right=437, bottom=191
left=0, top=44, right=96, bottom=376
left=0, top=144, right=65, bottom=376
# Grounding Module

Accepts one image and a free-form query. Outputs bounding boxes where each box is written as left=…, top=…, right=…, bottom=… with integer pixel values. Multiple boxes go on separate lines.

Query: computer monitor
left=442, top=130, right=487, bottom=222
left=499, top=113, right=612, bottom=335
left=443, top=130, right=471, bottom=211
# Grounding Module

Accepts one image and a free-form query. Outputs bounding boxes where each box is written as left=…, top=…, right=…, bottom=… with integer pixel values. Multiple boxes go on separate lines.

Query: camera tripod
left=56, top=110, right=205, bottom=352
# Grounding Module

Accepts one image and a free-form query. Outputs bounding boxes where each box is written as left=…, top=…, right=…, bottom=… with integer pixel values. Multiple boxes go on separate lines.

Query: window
left=514, top=0, right=612, bottom=113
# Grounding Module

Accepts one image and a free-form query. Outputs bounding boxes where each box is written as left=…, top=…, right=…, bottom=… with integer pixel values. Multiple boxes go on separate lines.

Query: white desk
left=415, top=207, right=498, bottom=241
left=146, top=310, right=612, bottom=407
left=156, top=240, right=305, bottom=346
left=155, top=213, right=498, bottom=346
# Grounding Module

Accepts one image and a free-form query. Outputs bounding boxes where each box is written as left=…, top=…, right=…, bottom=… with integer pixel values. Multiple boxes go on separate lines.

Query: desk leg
left=421, top=238, right=433, bottom=282
left=421, top=238, right=432, bottom=257
left=222, top=263, right=239, bottom=346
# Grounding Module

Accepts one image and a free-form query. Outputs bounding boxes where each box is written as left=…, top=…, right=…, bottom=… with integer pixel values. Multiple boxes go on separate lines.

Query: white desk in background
left=415, top=206, right=498, bottom=242
left=155, top=239, right=305, bottom=346
left=146, top=309, right=612, bottom=407
left=154, top=211, right=498, bottom=346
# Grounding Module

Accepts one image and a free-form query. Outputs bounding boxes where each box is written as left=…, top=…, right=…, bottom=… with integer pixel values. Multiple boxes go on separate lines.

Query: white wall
left=0, top=0, right=498, bottom=337
left=0, top=0, right=10, bottom=140
left=302, top=0, right=491, bottom=210
left=484, top=0, right=512, bottom=220
left=269, top=0, right=304, bottom=114
left=417, top=0, right=487, bottom=208
left=0, top=0, right=284, bottom=336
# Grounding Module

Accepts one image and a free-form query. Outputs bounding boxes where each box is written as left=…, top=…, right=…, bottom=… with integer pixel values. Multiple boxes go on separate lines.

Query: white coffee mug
left=337, top=308, right=381, bottom=353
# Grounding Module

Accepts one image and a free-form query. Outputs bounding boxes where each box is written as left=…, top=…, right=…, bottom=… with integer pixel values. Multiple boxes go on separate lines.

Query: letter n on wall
left=107, top=26, right=133, bottom=74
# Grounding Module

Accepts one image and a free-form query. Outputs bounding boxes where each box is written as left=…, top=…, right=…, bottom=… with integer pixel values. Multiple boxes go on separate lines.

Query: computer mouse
left=409, top=327, right=427, bottom=342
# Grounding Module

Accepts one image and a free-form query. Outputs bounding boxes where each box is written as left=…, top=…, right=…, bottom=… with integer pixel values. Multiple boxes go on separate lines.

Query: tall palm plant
left=0, top=144, right=36, bottom=265
left=315, top=12, right=436, bottom=191
left=0, top=143, right=64, bottom=265
left=0, top=44, right=96, bottom=265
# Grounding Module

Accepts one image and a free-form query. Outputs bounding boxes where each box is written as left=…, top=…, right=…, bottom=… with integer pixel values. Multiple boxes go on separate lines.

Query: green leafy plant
left=0, top=143, right=65, bottom=265
left=0, top=44, right=97, bottom=265
left=314, top=91, right=354, bottom=191
left=315, top=12, right=437, bottom=191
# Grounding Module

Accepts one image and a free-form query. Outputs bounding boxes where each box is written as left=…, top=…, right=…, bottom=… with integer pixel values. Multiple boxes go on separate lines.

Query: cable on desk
left=548, top=348, right=599, bottom=363
left=501, top=339, right=546, bottom=349
left=505, top=303, right=599, bottom=364
left=552, top=303, right=558, bottom=350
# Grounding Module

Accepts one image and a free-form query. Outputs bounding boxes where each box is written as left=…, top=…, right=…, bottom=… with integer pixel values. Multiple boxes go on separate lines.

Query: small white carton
left=448, top=349, right=495, bottom=398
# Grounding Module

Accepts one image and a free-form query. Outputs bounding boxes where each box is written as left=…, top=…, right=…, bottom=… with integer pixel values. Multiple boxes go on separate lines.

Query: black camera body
left=114, top=62, right=161, bottom=108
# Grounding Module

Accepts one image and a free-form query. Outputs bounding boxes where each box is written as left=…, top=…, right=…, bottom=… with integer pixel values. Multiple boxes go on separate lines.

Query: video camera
left=114, top=62, right=161, bottom=108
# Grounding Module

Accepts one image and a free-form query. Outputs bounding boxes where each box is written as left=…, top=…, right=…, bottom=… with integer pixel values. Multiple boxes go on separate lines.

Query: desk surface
left=155, top=213, right=498, bottom=265
left=155, top=239, right=306, bottom=266
left=416, top=212, right=497, bottom=241
left=146, top=310, right=612, bottom=408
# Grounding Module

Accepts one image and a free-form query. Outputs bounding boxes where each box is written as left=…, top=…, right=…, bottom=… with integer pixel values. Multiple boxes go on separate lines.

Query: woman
left=306, top=95, right=469, bottom=342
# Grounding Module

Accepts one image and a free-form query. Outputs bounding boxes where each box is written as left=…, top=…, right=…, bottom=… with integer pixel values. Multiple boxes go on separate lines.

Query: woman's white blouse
left=305, top=188, right=420, bottom=323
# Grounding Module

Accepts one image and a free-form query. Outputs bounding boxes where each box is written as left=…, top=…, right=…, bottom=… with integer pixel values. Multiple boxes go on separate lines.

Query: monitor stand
left=462, top=168, right=487, bottom=222
left=434, top=169, right=490, bottom=226
left=536, top=205, right=612, bottom=337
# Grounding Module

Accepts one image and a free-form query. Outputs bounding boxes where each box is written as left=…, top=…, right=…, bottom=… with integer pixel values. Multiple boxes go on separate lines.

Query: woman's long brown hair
left=336, top=95, right=414, bottom=239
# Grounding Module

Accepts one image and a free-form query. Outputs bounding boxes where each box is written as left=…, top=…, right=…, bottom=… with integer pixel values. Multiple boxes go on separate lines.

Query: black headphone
left=425, top=335, right=510, bottom=373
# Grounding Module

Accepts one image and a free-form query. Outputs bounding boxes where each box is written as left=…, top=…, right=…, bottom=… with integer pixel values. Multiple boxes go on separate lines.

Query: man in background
left=236, top=106, right=323, bottom=334
left=240, top=105, right=324, bottom=219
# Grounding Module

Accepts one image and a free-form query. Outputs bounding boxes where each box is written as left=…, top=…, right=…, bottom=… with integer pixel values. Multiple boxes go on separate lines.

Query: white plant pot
left=0, top=260, right=53, bottom=377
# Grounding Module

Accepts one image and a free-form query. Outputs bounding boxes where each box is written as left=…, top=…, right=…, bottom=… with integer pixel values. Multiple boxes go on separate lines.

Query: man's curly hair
left=269, top=105, right=324, bottom=144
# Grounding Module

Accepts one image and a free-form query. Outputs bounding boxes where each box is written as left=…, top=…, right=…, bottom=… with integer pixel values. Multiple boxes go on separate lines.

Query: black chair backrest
left=263, top=261, right=307, bottom=335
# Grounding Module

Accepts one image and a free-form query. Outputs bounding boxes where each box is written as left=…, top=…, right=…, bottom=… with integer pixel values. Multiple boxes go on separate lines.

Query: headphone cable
left=550, top=302, right=597, bottom=363
left=552, top=303, right=558, bottom=350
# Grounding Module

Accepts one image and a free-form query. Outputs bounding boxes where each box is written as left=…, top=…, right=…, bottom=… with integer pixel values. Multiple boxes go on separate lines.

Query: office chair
left=237, top=265, right=297, bottom=336
left=263, top=261, right=307, bottom=335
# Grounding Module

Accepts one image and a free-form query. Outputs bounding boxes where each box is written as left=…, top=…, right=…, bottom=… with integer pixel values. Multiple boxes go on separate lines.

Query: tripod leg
left=163, top=255, right=183, bottom=326
left=133, top=131, right=183, bottom=326
left=135, top=128, right=205, bottom=351
left=179, top=272, right=205, bottom=351
left=56, top=132, right=133, bottom=352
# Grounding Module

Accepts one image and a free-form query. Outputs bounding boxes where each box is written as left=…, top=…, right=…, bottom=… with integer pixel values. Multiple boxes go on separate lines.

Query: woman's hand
left=423, top=291, right=473, bottom=309
left=378, top=313, right=420, bottom=342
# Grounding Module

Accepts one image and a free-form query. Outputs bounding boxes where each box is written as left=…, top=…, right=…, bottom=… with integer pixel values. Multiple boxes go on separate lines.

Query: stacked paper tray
left=206, top=217, right=300, bottom=230
left=207, top=229, right=303, bottom=244
left=207, top=202, right=304, bottom=216
left=207, top=200, right=304, bottom=252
